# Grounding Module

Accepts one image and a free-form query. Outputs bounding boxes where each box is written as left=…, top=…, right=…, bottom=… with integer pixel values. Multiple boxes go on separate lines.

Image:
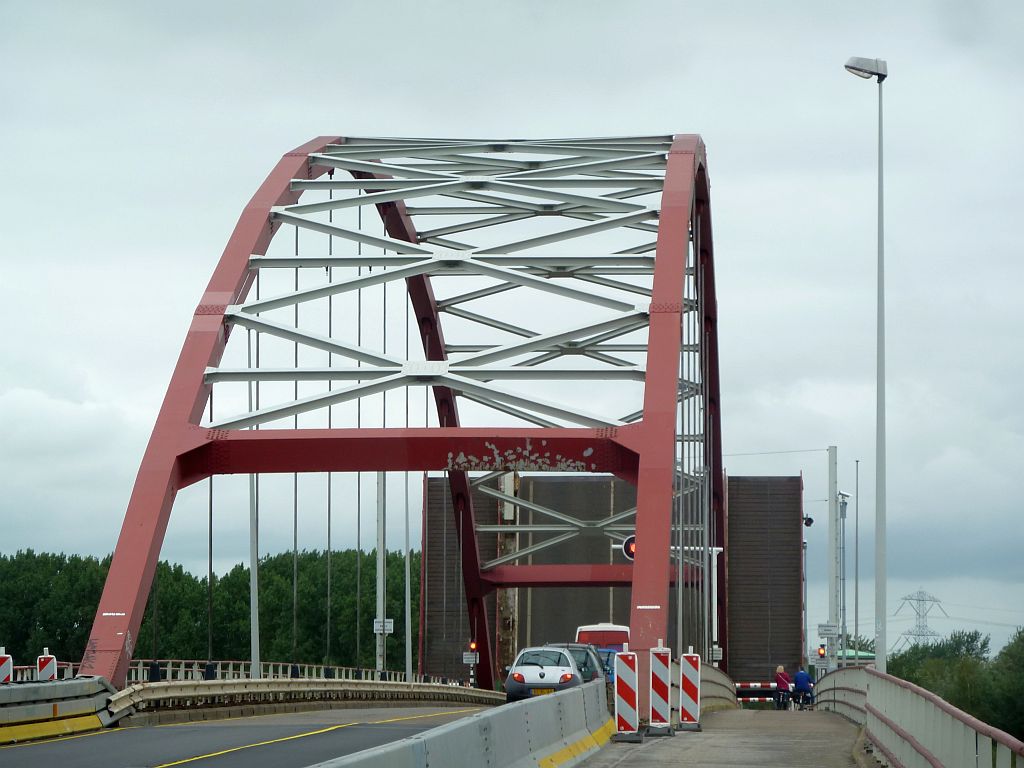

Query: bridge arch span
left=81, top=136, right=723, bottom=690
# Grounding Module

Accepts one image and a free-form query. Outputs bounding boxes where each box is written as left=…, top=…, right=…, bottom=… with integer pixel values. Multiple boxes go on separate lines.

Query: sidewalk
left=579, top=709, right=863, bottom=768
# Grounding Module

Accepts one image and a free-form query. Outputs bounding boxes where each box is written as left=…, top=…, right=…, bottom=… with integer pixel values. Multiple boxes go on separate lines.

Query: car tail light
left=559, top=673, right=574, bottom=684
left=512, top=672, right=525, bottom=683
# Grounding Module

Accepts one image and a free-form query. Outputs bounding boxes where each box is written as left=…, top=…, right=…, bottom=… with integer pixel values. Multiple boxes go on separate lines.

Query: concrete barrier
left=311, top=680, right=613, bottom=768
left=0, top=677, right=116, bottom=744
left=699, top=662, right=738, bottom=714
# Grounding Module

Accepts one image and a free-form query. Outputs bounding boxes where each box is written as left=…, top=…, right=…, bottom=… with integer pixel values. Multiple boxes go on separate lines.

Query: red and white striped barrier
left=0, top=647, right=11, bottom=684
left=613, top=651, right=641, bottom=740
left=36, top=647, right=56, bottom=682
left=735, top=681, right=777, bottom=690
left=649, top=647, right=672, bottom=731
left=679, top=652, right=701, bottom=725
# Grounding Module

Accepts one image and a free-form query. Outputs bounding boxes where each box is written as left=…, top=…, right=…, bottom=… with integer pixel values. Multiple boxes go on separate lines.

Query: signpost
left=374, top=618, right=394, bottom=635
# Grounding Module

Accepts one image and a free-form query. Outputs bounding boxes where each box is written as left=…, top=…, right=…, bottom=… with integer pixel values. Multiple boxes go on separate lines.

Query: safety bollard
left=0, top=647, right=12, bottom=684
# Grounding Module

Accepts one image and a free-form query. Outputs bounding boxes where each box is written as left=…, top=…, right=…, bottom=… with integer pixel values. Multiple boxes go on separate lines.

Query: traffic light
left=817, top=644, right=826, bottom=659
left=622, top=534, right=636, bottom=561
left=469, top=639, right=478, bottom=652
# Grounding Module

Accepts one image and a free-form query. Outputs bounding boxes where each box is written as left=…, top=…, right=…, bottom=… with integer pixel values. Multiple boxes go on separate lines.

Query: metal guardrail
left=11, top=662, right=79, bottom=683
left=125, top=659, right=449, bottom=685
left=817, top=666, right=1024, bottom=767
left=108, top=678, right=506, bottom=721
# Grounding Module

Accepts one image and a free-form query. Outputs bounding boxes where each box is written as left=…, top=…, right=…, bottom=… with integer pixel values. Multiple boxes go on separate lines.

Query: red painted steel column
left=79, top=138, right=340, bottom=686
left=628, top=136, right=703, bottom=716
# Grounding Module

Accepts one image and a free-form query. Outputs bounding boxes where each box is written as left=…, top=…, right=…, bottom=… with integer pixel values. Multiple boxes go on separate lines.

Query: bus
left=575, top=623, right=629, bottom=682
left=574, top=622, right=630, bottom=651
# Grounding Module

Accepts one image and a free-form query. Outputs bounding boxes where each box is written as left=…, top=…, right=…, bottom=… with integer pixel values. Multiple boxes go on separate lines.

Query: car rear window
left=517, top=649, right=570, bottom=667
left=568, top=649, right=590, bottom=668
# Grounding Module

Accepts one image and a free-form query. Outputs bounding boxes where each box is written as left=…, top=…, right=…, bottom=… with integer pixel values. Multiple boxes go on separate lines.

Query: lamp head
left=845, top=56, right=888, bottom=82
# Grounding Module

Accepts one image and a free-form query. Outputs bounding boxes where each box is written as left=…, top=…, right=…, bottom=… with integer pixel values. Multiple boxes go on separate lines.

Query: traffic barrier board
left=613, top=651, right=641, bottom=741
left=649, top=647, right=672, bottom=729
left=37, top=648, right=56, bottom=682
left=679, top=652, right=701, bottom=725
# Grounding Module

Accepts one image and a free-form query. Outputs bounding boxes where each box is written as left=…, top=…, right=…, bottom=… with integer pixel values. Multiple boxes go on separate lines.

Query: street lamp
left=845, top=55, right=888, bottom=672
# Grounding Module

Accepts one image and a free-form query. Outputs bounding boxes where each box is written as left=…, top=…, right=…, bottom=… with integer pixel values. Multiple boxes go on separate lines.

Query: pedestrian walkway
left=579, top=709, right=863, bottom=768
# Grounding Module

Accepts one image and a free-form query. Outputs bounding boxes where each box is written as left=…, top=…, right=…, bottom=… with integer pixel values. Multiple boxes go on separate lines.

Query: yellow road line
left=370, top=707, right=480, bottom=724
left=153, top=706, right=479, bottom=767
left=154, top=722, right=357, bottom=767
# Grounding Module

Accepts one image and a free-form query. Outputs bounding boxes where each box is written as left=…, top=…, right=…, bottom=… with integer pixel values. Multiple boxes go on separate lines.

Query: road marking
left=0, top=724, right=135, bottom=749
left=370, top=707, right=481, bottom=724
left=152, top=707, right=481, bottom=766
left=153, top=723, right=357, bottom=767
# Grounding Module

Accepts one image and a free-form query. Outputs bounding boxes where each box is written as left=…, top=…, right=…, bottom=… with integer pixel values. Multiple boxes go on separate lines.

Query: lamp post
left=845, top=55, right=888, bottom=672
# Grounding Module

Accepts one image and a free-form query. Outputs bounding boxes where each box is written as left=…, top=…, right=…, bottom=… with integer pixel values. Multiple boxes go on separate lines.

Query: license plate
left=532, top=688, right=555, bottom=695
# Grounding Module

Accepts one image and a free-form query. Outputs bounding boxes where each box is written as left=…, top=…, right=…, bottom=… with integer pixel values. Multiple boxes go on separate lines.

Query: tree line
left=841, top=629, right=1023, bottom=740
left=0, top=548, right=421, bottom=671
left=887, top=629, right=1023, bottom=740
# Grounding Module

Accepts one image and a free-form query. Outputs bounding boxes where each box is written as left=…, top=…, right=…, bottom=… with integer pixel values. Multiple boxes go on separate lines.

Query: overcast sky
left=2, top=1, right=1022, bottom=654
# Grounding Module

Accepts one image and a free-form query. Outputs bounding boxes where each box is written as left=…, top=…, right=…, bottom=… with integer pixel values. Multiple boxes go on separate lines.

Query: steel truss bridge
left=80, top=135, right=724, bottom=693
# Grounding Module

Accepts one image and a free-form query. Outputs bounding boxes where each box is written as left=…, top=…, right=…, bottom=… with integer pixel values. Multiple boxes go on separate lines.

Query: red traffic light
left=817, top=644, right=826, bottom=658
left=622, top=534, right=636, bottom=561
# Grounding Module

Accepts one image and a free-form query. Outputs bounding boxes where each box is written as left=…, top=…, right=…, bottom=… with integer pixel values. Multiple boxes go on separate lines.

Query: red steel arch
left=80, top=135, right=723, bottom=690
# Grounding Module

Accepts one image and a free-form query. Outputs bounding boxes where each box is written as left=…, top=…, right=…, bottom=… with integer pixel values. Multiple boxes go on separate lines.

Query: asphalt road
left=0, top=705, right=483, bottom=768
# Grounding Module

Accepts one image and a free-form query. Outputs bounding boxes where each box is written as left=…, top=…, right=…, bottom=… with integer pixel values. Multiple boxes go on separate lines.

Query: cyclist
left=793, top=667, right=814, bottom=709
left=774, top=665, right=792, bottom=710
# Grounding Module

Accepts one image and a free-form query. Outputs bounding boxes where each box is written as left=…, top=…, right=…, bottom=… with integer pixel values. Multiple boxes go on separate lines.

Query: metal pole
left=854, top=459, right=859, bottom=655
left=292, top=255, right=299, bottom=663
left=248, top=474, right=261, bottom=678
left=827, top=445, right=838, bottom=669
left=840, top=495, right=848, bottom=667
left=404, top=295, right=413, bottom=681
left=875, top=78, right=887, bottom=672
left=207, top=393, right=213, bottom=662
left=376, top=471, right=387, bottom=674
left=247, top=327, right=261, bottom=679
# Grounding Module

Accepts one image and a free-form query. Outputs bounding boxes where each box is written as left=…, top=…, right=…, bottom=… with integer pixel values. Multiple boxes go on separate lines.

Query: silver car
left=504, top=646, right=582, bottom=702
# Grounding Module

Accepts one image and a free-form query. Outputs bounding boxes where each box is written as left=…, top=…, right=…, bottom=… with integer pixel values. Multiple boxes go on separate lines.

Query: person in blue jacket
left=793, top=667, right=814, bottom=709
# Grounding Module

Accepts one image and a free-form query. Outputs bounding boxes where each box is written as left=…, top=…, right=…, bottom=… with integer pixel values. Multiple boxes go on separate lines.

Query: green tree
left=990, top=627, right=1024, bottom=740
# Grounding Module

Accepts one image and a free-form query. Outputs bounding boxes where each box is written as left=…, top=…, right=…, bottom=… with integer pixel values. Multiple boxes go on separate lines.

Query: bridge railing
left=817, top=666, right=1024, bottom=767
left=12, top=662, right=79, bottom=682
left=125, top=659, right=449, bottom=686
